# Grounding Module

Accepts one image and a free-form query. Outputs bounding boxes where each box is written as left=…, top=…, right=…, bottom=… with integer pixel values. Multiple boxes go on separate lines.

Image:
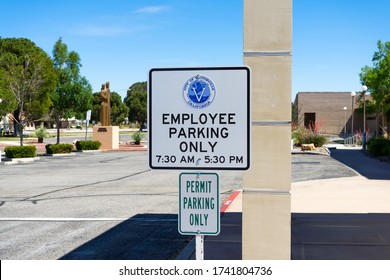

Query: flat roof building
left=294, top=92, right=382, bottom=137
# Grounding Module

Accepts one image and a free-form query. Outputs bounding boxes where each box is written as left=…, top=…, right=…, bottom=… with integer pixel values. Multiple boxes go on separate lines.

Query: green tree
left=0, top=80, right=17, bottom=120
left=91, top=92, right=101, bottom=124
left=51, top=38, right=92, bottom=143
left=0, top=38, right=56, bottom=145
left=360, top=40, right=390, bottom=134
left=291, top=102, right=302, bottom=128
left=110, top=92, right=130, bottom=125
left=91, top=91, right=129, bottom=125
left=124, top=82, right=147, bottom=125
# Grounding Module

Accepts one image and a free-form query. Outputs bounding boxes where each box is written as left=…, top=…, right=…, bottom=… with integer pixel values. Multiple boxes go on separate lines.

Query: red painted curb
left=220, top=191, right=241, bottom=213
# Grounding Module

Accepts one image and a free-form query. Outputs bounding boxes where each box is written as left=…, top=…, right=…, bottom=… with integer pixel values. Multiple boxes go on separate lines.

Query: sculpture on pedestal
left=100, top=82, right=111, bottom=126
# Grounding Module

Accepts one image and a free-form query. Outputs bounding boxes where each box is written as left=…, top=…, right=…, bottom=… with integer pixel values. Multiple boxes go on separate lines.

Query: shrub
left=292, top=127, right=306, bottom=146
left=308, top=133, right=327, bottom=147
left=32, top=127, right=51, bottom=143
left=4, top=146, right=36, bottom=158
left=75, top=140, right=101, bottom=150
left=367, top=138, right=390, bottom=157
left=45, top=143, right=73, bottom=154
left=33, top=127, right=51, bottom=139
left=131, top=131, right=144, bottom=145
left=292, top=126, right=327, bottom=147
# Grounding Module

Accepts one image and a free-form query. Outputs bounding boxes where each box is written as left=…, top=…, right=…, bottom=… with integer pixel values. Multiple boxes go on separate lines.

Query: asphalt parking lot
left=0, top=151, right=361, bottom=259
left=292, top=153, right=357, bottom=182
left=0, top=151, right=242, bottom=259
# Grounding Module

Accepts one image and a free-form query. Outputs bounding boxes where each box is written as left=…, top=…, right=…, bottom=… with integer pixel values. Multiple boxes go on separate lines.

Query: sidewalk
left=178, top=147, right=390, bottom=260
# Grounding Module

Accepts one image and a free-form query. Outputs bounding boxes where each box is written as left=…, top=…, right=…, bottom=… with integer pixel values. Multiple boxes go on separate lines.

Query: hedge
left=75, top=140, right=101, bottom=151
left=4, top=146, right=37, bottom=158
left=367, top=138, right=390, bottom=157
left=45, top=143, right=74, bottom=154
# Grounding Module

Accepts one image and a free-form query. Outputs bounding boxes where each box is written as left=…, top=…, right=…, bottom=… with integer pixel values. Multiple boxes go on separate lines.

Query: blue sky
left=1, top=0, right=389, bottom=101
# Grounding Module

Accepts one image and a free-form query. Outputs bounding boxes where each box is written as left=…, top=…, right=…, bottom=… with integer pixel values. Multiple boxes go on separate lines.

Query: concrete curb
left=1, top=157, right=40, bottom=165
left=291, top=150, right=330, bottom=156
left=72, top=150, right=102, bottom=153
left=44, top=153, right=77, bottom=157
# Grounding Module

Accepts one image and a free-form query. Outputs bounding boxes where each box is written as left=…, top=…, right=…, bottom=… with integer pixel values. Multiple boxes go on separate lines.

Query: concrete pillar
left=243, top=0, right=292, bottom=259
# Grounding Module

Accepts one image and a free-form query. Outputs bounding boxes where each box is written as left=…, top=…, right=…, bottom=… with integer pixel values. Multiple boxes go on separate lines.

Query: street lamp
left=343, top=107, right=347, bottom=137
left=362, top=85, right=368, bottom=132
left=351, top=91, right=356, bottom=135
left=362, top=85, right=368, bottom=150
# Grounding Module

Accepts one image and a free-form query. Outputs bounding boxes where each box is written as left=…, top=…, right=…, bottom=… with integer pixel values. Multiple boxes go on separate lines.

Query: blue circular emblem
left=183, top=74, right=216, bottom=109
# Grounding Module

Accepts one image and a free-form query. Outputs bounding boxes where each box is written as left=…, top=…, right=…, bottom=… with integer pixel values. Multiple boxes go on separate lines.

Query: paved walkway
left=178, top=148, right=390, bottom=260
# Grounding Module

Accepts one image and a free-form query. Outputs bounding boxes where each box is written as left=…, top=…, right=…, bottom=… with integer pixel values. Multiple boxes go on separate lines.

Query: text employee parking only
left=148, top=67, right=251, bottom=170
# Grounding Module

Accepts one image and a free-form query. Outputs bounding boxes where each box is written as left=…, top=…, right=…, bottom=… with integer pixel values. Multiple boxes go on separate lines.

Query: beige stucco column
left=242, top=0, right=292, bottom=259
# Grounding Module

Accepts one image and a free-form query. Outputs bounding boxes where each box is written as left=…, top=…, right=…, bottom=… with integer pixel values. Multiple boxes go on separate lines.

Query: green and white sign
left=179, top=172, right=220, bottom=235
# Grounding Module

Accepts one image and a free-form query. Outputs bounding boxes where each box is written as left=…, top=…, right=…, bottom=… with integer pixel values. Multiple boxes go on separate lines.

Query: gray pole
left=362, top=86, right=367, bottom=150
left=351, top=94, right=355, bottom=135
left=344, top=107, right=347, bottom=137
left=195, top=234, right=204, bottom=260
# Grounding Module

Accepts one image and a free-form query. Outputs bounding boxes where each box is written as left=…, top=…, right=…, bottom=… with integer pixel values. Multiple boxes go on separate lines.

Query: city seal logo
left=183, top=74, right=216, bottom=109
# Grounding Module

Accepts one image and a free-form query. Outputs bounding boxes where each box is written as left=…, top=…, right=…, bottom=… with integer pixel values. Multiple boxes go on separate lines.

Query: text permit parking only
left=179, top=173, right=220, bottom=235
left=148, top=67, right=251, bottom=170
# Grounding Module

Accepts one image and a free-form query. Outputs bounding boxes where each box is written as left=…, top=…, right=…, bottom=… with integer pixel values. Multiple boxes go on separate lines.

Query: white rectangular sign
left=179, top=172, right=219, bottom=235
left=86, top=109, right=91, bottom=122
left=148, top=67, right=251, bottom=170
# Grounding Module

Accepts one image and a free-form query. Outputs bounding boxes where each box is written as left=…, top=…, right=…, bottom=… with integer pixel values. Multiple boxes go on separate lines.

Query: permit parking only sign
left=148, top=66, right=251, bottom=170
left=179, top=172, right=219, bottom=235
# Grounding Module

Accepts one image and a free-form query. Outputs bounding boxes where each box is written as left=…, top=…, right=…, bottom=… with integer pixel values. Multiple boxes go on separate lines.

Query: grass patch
left=0, top=137, right=20, bottom=141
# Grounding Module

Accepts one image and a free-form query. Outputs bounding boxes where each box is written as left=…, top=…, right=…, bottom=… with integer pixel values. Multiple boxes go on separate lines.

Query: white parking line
left=0, top=218, right=127, bottom=221
left=0, top=217, right=179, bottom=222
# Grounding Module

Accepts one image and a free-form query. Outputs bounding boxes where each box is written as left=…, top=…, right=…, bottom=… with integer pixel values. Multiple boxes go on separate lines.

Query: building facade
left=294, top=92, right=382, bottom=137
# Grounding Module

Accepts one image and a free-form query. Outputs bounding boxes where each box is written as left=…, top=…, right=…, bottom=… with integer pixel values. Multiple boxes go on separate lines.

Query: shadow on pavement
left=202, top=212, right=242, bottom=260
left=292, top=213, right=390, bottom=260
left=330, top=149, right=390, bottom=180
left=60, top=214, right=192, bottom=260
left=185, top=212, right=390, bottom=260
left=176, top=212, right=242, bottom=260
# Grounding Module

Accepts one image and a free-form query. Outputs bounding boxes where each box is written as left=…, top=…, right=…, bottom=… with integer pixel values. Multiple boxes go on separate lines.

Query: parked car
left=140, top=123, right=147, bottom=132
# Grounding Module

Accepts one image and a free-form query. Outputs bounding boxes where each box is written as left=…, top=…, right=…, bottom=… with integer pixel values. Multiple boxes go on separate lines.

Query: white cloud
left=136, top=5, right=170, bottom=14
left=68, top=5, right=171, bottom=37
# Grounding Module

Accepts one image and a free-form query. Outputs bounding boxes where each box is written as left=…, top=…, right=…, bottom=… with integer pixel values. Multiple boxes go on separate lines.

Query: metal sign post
left=195, top=234, right=204, bottom=260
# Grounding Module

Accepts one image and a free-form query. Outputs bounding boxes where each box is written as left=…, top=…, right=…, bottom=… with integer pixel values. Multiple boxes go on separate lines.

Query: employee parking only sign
left=148, top=67, right=251, bottom=170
